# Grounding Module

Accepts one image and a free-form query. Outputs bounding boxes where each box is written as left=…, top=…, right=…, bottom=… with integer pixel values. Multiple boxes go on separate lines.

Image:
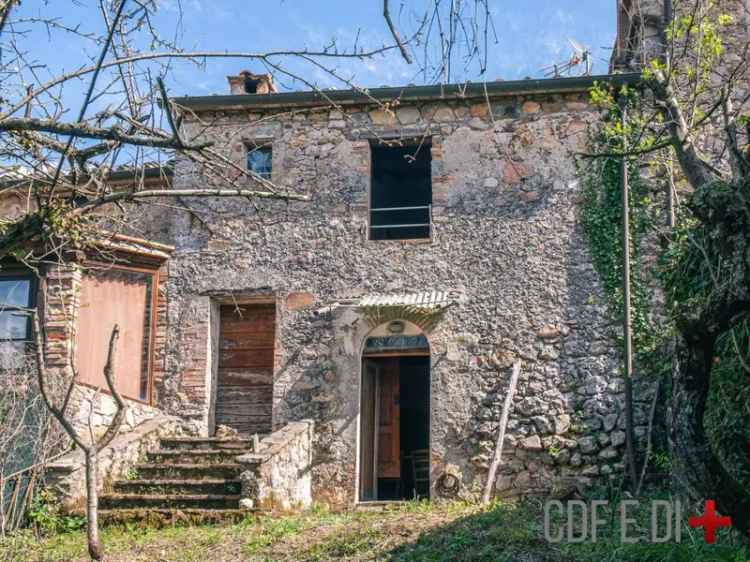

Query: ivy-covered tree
left=587, top=0, right=750, bottom=536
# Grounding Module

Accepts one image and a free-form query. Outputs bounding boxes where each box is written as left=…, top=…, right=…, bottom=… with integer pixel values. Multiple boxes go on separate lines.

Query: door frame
left=208, top=294, right=277, bottom=436
left=356, top=337, right=431, bottom=503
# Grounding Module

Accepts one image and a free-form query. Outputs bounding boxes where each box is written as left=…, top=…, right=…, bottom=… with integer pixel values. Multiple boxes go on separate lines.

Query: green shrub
left=28, top=489, right=86, bottom=535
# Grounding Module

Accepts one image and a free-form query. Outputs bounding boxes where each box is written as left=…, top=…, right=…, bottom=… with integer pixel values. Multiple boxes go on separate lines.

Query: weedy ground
left=1, top=498, right=749, bottom=561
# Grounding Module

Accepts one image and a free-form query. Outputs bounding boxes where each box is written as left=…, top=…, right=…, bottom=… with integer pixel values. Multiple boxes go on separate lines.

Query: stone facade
left=6, top=0, right=747, bottom=512
left=114, top=74, right=662, bottom=506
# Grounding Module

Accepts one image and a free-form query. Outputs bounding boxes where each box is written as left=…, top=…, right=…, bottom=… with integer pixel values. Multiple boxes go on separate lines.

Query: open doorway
left=359, top=353, right=430, bottom=502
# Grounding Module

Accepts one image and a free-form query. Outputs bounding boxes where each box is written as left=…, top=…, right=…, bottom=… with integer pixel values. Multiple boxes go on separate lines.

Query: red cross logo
left=688, top=500, right=732, bottom=544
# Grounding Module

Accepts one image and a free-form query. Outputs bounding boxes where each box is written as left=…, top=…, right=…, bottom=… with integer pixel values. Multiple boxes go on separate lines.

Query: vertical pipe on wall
left=620, top=100, right=639, bottom=490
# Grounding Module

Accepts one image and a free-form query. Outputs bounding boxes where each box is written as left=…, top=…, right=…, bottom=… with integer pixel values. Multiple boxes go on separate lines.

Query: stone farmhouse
left=1, top=0, right=744, bottom=517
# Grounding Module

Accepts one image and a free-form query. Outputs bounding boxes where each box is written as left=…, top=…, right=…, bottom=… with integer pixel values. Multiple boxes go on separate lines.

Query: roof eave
left=171, top=73, right=640, bottom=112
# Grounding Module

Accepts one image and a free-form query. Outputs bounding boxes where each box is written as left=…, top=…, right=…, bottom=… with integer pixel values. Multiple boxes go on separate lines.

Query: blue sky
left=11, top=1, right=616, bottom=100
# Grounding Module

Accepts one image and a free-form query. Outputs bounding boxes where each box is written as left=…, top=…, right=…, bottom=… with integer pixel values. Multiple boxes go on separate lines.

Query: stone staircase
left=98, top=436, right=262, bottom=525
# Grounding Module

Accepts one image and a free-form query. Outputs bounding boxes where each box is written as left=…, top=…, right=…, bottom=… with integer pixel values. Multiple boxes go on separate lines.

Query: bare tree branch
left=0, top=117, right=213, bottom=150
left=383, top=0, right=413, bottom=64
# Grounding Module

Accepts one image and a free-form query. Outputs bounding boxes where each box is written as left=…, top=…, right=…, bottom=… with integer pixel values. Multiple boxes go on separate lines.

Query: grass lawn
left=1, top=499, right=749, bottom=562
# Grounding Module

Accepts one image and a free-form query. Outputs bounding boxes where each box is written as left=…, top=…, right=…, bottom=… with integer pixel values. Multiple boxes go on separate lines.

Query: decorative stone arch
left=357, top=319, right=432, bottom=502
left=321, top=290, right=462, bottom=505
left=351, top=291, right=462, bottom=502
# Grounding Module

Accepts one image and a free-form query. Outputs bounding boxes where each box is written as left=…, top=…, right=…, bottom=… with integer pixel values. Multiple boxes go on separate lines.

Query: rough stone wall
left=237, top=420, right=314, bottom=510
left=146, top=86, right=659, bottom=505
left=612, top=0, right=666, bottom=70
left=67, top=385, right=165, bottom=439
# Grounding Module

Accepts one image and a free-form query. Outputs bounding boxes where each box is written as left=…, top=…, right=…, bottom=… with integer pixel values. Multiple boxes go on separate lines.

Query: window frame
left=368, top=141, right=433, bottom=242
left=245, top=141, right=273, bottom=181
left=74, top=262, right=160, bottom=405
left=0, top=270, right=37, bottom=344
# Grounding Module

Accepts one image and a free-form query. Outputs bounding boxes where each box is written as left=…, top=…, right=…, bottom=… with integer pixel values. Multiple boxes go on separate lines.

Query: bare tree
left=30, top=315, right=122, bottom=560
left=0, top=0, right=496, bottom=262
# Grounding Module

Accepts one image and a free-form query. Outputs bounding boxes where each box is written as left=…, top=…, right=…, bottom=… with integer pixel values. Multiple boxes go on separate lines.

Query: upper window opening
left=247, top=145, right=272, bottom=179
left=370, top=143, right=432, bottom=241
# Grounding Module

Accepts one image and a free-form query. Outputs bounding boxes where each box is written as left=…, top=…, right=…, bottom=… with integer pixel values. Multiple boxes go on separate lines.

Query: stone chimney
left=227, top=71, right=277, bottom=95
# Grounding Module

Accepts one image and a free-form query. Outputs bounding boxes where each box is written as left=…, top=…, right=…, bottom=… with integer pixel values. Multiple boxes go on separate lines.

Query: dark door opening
left=359, top=355, right=430, bottom=501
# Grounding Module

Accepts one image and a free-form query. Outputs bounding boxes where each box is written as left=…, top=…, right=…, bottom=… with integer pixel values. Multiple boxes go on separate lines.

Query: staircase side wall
left=46, top=415, right=187, bottom=512
left=238, top=420, right=314, bottom=510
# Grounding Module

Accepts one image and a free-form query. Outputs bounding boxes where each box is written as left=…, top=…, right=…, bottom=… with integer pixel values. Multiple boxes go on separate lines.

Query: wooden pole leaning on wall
left=482, top=361, right=521, bottom=504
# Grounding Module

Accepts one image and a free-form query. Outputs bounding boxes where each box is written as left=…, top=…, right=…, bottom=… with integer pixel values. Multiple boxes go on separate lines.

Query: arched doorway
left=359, top=321, right=430, bottom=502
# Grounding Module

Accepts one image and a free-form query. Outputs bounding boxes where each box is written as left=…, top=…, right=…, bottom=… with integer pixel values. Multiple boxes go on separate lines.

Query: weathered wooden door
left=377, top=359, right=400, bottom=479
left=215, top=303, right=275, bottom=435
left=359, top=360, right=379, bottom=501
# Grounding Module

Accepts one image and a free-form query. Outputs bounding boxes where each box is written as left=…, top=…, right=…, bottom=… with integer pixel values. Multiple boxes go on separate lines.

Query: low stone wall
left=236, top=420, right=314, bottom=511
left=46, top=414, right=191, bottom=511
left=68, top=384, right=165, bottom=439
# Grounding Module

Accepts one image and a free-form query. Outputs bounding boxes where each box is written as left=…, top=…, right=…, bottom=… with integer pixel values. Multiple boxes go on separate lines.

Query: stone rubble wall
left=614, top=0, right=750, bottom=82
left=66, top=384, right=165, bottom=439
left=143, top=86, right=659, bottom=505
left=236, top=420, right=314, bottom=510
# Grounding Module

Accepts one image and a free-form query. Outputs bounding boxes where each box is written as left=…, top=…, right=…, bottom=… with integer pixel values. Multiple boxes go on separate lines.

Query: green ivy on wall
left=578, top=85, right=663, bottom=362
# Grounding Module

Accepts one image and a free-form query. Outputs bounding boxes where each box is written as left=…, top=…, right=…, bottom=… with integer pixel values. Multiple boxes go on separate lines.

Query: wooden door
left=359, top=360, right=379, bottom=501
left=377, top=359, right=400, bottom=479
left=75, top=268, right=153, bottom=401
left=215, top=303, right=275, bottom=435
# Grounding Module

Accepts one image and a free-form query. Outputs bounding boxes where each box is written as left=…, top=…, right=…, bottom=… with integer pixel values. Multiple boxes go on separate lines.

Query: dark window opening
left=370, top=143, right=432, bottom=240
left=247, top=145, right=272, bottom=179
left=244, top=77, right=261, bottom=94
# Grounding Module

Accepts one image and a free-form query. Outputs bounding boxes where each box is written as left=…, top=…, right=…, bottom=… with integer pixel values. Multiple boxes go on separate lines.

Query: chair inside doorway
left=359, top=332, right=430, bottom=502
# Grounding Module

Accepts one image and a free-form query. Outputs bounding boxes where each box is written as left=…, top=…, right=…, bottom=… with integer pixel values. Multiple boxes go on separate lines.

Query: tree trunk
left=85, top=448, right=103, bottom=561
left=672, top=333, right=750, bottom=538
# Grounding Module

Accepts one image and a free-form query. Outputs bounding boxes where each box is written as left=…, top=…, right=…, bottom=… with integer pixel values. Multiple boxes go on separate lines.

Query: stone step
left=113, top=479, right=242, bottom=496
left=146, top=449, right=244, bottom=464
left=97, top=508, right=251, bottom=527
left=134, top=463, right=245, bottom=480
left=99, top=493, right=241, bottom=510
left=160, top=437, right=259, bottom=451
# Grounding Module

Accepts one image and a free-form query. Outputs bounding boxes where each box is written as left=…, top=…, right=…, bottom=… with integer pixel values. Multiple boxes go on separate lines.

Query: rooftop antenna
left=541, top=38, right=593, bottom=78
